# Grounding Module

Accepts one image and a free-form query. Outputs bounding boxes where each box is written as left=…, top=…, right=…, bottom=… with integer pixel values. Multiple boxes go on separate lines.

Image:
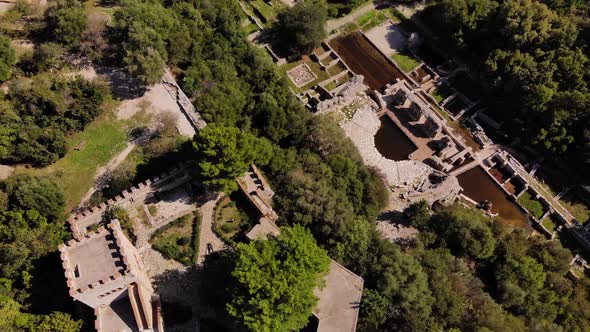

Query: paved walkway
left=197, top=194, right=226, bottom=265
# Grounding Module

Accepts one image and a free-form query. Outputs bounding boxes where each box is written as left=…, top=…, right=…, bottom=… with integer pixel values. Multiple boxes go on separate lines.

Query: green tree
left=227, top=225, right=330, bottom=332
left=359, top=289, right=393, bottom=332
left=193, top=125, right=275, bottom=192
left=0, top=35, right=16, bottom=81
left=2, top=175, right=65, bottom=222
left=369, top=240, right=434, bottom=325
left=35, top=312, right=82, bottom=332
left=47, top=0, right=88, bottom=48
left=276, top=0, right=328, bottom=53
left=33, top=43, right=64, bottom=72
left=403, top=200, right=430, bottom=229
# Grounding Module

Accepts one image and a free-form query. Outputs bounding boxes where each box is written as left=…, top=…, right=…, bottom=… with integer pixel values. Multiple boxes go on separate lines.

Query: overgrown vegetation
left=517, top=191, right=545, bottom=219
left=150, top=212, right=201, bottom=265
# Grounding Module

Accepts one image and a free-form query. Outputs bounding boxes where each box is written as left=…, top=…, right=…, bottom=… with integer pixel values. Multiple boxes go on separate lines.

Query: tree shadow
left=95, top=66, right=147, bottom=100
left=152, top=268, right=198, bottom=330
left=27, top=252, right=95, bottom=330
left=377, top=210, right=408, bottom=225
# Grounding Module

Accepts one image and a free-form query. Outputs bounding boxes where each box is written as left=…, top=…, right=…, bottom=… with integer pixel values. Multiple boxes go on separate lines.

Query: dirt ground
left=0, top=165, right=14, bottom=180
left=330, top=31, right=404, bottom=90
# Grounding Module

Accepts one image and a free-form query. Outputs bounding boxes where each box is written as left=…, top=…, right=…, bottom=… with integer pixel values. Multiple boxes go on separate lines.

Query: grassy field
left=246, top=0, right=284, bottom=24
left=352, top=8, right=388, bottom=32
left=391, top=52, right=420, bottom=73
left=518, top=191, right=545, bottom=219
left=14, top=106, right=128, bottom=210
left=431, top=88, right=445, bottom=104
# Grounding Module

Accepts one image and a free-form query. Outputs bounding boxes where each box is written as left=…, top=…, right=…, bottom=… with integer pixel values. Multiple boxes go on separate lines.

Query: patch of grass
left=432, top=104, right=452, bottom=121
left=148, top=205, right=158, bottom=216
left=243, top=22, right=259, bottom=35
left=324, top=74, right=350, bottom=91
left=541, top=216, right=557, bottom=232
left=389, top=7, right=407, bottom=22
left=248, top=0, right=281, bottom=23
left=391, top=52, right=420, bottom=73
left=214, top=192, right=260, bottom=243
left=150, top=212, right=200, bottom=266
left=327, top=62, right=345, bottom=76
left=357, top=9, right=376, bottom=27
left=431, top=89, right=445, bottom=104
left=560, top=189, right=590, bottom=224
left=15, top=108, right=128, bottom=210
left=320, top=53, right=337, bottom=66
left=382, top=8, right=402, bottom=23
left=340, top=22, right=359, bottom=34
left=452, top=202, right=491, bottom=224
left=136, top=205, right=150, bottom=225
left=518, top=191, right=545, bottom=219
left=215, top=196, right=244, bottom=240
left=356, top=9, right=387, bottom=31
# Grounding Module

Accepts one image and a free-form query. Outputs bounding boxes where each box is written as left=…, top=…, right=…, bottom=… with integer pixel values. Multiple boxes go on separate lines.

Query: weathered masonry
left=59, top=220, right=164, bottom=332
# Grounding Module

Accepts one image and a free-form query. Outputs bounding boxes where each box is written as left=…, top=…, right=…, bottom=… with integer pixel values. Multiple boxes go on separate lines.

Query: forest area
left=0, top=0, right=588, bottom=331
left=423, top=0, right=590, bottom=164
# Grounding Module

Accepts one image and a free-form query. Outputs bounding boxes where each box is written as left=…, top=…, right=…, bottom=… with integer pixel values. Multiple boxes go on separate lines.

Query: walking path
left=78, top=142, right=137, bottom=206
left=197, top=194, right=227, bottom=265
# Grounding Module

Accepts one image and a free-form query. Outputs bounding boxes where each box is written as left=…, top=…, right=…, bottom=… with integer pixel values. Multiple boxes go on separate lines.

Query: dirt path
left=197, top=194, right=227, bottom=265
left=77, top=142, right=136, bottom=206
left=73, top=65, right=198, bottom=208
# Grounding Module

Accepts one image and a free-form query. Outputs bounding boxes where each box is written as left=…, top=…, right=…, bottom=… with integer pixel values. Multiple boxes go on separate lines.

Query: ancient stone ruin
left=59, top=220, right=164, bottom=332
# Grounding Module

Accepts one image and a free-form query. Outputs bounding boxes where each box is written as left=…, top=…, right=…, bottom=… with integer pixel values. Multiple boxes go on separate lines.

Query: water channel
left=457, top=166, right=529, bottom=228
left=374, top=116, right=418, bottom=161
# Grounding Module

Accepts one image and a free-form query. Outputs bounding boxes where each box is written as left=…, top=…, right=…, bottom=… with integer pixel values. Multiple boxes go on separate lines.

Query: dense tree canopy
left=227, top=225, right=330, bottom=332
left=193, top=124, right=275, bottom=192
left=46, top=0, right=88, bottom=48
left=435, top=0, right=590, bottom=162
left=0, top=35, right=15, bottom=81
left=0, top=75, right=108, bottom=166
left=276, top=0, right=328, bottom=53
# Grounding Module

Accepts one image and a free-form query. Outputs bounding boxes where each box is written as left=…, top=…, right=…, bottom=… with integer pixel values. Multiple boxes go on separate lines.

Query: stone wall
left=68, top=163, right=189, bottom=238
